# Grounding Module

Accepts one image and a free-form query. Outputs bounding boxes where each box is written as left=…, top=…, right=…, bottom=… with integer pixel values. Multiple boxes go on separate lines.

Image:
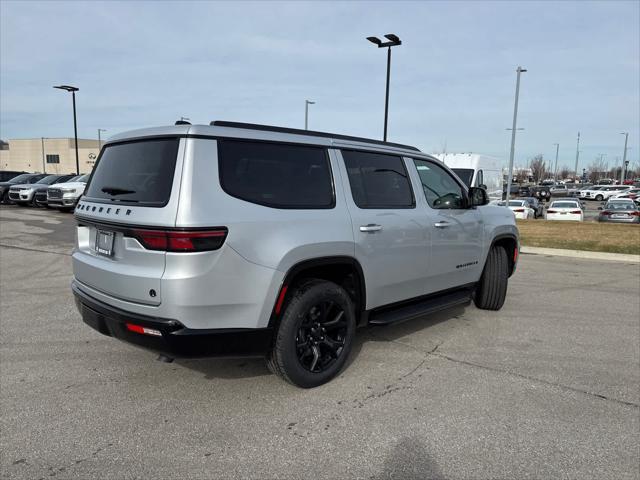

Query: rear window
left=84, top=138, right=180, bottom=206
left=342, top=150, right=414, bottom=209
left=218, top=140, right=334, bottom=209
left=550, top=202, right=580, bottom=208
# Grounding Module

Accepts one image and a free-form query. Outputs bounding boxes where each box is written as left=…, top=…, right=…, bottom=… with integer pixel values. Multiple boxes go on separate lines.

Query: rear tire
left=267, top=279, right=356, bottom=388
left=474, top=246, right=509, bottom=311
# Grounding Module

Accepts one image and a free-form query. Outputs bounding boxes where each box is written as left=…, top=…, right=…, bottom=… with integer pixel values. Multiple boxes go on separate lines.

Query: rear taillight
left=600, top=211, right=610, bottom=215
left=570, top=210, right=582, bottom=214
left=513, top=209, right=525, bottom=213
left=131, top=228, right=228, bottom=252
left=631, top=211, right=640, bottom=216
left=546, top=209, right=557, bottom=214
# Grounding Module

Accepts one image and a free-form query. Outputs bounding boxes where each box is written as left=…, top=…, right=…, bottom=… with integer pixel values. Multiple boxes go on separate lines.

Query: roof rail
left=210, top=120, right=420, bottom=152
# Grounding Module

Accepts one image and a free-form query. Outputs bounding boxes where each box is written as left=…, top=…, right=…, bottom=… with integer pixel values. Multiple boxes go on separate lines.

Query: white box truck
left=433, top=153, right=504, bottom=203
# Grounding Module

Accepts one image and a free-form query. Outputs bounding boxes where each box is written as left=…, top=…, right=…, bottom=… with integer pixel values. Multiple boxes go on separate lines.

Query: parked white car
left=506, top=199, right=535, bottom=219
left=585, top=185, right=632, bottom=201
left=545, top=200, right=583, bottom=221
left=579, top=185, right=603, bottom=199
left=611, top=188, right=640, bottom=202
left=46, top=174, right=89, bottom=210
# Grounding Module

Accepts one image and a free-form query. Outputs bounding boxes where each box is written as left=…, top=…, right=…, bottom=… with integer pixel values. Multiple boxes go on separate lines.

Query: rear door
left=73, top=137, right=184, bottom=305
left=335, top=149, right=430, bottom=309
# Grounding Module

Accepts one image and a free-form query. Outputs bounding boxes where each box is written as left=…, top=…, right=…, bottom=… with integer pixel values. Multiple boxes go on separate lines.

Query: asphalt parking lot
left=1, top=206, right=639, bottom=480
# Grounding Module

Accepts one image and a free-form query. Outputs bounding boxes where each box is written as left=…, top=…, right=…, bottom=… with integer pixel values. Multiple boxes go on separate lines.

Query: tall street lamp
left=620, top=132, right=629, bottom=184
left=366, top=33, right=402, bottom=142
left=553, top=143, right=560, bottom=181
left=53, top=85, right=80, bottom=174
left=41, top=137, right=48, bottom=174
left=97, top=129, right=107, bottom=150
left=304, top=100, right=315, bottom=130
left=506, top=66, right=527, bottom=200
left=573, top=132, right=580, bottom=182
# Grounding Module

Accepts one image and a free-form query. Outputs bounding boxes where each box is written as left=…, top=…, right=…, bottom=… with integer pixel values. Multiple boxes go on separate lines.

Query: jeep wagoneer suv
left=73, top=121, right=518, bottom=387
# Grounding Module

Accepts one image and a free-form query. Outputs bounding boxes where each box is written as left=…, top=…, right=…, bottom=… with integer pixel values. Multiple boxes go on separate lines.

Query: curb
left=520, top=246, right=640, bottom=264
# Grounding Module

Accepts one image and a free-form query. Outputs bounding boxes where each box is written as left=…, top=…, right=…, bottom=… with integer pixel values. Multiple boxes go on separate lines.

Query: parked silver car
left=598, top=200, right=640, bottom=223
left=72, top=121, right=519, bottom=387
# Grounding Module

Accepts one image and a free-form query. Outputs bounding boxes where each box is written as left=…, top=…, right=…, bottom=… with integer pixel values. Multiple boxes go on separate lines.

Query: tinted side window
left=341, top=150, right=414, bottom=209
left=218, top=140, right=334, bottom=209
left=412, top=159, right=466, bottom=209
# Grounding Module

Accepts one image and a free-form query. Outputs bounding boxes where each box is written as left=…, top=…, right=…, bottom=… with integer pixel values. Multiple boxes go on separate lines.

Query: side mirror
left=469, top=187, right=489, bottom=207
left=479, top=184, right=487, bottom=190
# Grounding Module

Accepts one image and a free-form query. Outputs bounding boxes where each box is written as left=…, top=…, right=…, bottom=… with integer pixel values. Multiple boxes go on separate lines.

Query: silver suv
left=73, top=121, right=519, bottom=387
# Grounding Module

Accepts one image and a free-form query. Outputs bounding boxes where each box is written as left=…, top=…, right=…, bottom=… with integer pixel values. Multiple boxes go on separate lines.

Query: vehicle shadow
left=373, top=436, right=446, bottom=480
left=177, top=304, right=468, bottom=381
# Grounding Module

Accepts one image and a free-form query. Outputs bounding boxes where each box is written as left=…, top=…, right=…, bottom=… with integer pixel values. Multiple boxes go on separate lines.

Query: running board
left=368, top=288, right=472, bottom=326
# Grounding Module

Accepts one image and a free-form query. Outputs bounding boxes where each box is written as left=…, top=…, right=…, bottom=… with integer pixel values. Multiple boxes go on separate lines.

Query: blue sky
left=1, top=0, right=638, bottom=172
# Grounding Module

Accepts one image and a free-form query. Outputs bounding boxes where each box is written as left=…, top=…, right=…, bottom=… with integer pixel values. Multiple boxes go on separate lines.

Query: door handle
left=359, top=224, right=382, bottom=233
left=434, top=221, right=450, bottom=228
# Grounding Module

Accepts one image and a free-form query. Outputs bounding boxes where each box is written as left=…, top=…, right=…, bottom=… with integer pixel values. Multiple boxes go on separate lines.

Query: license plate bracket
left=95, top=230, right=115, bottom=257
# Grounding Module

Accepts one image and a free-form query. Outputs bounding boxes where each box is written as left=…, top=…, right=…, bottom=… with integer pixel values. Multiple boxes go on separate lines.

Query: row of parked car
left=0, top=171, right=88, bottom=210
left=494, top=194, right=640, bottom=223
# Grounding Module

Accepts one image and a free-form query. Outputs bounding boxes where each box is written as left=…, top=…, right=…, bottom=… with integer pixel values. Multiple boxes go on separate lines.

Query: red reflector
left=131, top=228, right=227, bottom=252
left=513, top=246, right=519, bottom=263
left=126, top=323, right=145, bottom=334
left=274, top=285, right=288, bottom=314
left=125, top=323, right=162, bottom=337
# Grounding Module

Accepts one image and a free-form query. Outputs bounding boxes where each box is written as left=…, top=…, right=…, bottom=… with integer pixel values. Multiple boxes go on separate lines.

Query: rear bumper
left=73, top=281, right=273, bottom=358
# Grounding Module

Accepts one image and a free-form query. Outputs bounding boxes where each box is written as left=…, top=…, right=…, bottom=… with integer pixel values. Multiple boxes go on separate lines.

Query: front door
left=409, top=158, right=484, bottom=290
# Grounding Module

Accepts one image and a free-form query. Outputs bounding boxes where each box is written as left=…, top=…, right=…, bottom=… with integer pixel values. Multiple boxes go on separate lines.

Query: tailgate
left=72, top=137, right=184, bottom=306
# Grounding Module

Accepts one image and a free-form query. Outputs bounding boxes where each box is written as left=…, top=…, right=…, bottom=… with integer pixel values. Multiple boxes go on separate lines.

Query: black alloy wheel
left=295, top=301, right=348, bottom=373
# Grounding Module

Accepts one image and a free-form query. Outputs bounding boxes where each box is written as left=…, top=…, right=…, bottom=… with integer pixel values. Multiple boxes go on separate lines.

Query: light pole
left=97, top=128, right=107, bottom=151
left=41, top=137, right=47, bottom=173
left=506, top=66, right=527, bottom=200
left=53, top=85, right=80, bottom=174
left=620, top=132, right=629, bottom=184
left=366, top=33, right=402, bottom=142
left=573, top=132, right=580, bottom=182
left=553, top=143, right=560, bottom=181
left=304, top=100, right=315, bottom=130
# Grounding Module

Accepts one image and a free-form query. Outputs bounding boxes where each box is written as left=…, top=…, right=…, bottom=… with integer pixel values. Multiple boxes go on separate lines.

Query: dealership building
left=0, top=138, right=101, bottom=174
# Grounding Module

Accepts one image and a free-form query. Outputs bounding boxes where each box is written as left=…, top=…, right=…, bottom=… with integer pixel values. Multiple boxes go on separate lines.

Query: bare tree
left=529, top=155, right=546, bottom=183
left=559, top=166, right=571, bottom=180
left=588, top=156, right=608, bottom=183
left=515, top=168, right=528, bottom=184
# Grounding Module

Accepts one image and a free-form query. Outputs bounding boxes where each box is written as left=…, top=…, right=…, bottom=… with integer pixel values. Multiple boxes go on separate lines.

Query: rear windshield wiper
left=101, top=186, right=136, bottom=196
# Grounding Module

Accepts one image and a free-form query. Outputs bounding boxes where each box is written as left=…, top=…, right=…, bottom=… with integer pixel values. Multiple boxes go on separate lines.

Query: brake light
left=631, top=211, right=640, bottom=216
left=570, top=210, right=582, bottom=214
left=546, top=209, right=556, bottom=214
left=600, top=211, right=610, bottom=215
left=131, top=228, right=228, bottom=252
left=513, top=209, right=525, bottom=213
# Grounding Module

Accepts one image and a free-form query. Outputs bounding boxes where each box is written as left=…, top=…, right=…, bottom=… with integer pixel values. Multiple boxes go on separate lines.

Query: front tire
left=267, top=279, right=356, bottom=388
left=595, top=194, right=604, bottom=201
left=474, top=246, right=509, bottom=311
